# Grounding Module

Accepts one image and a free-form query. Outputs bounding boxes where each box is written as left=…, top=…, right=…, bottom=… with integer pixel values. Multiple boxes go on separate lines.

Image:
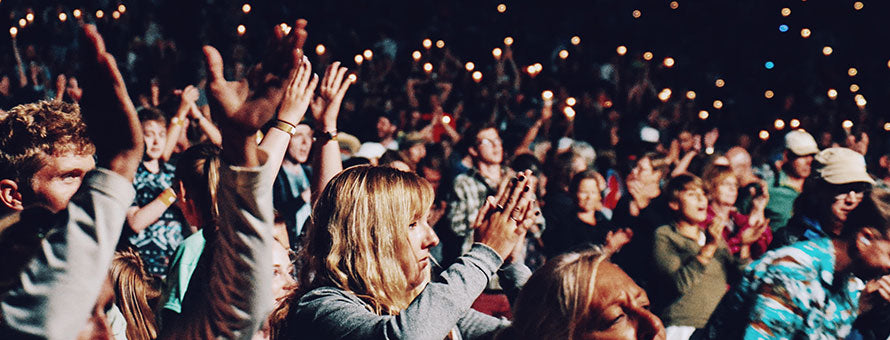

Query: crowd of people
left=1, top=5, right=890, bottom=340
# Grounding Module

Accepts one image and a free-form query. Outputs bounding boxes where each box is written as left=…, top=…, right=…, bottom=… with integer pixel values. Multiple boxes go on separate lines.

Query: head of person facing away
left=0, top=100, right=96, bottom=214
left=298, top=165, right=437, bottom=315
left=502, top=247, right=666, bottom=340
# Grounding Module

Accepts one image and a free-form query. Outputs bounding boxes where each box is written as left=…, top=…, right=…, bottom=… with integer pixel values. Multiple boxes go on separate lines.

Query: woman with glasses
left=772, top=147, right=875, bottom=249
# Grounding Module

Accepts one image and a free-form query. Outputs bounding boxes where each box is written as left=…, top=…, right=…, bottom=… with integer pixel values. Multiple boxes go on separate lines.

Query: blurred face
left=576, top=179, right=602, bottom=213
left=580, top=262, right=665, bottom=340
left=788, top=154, right=813, bottom=179
left=678, top=131, right=694, bottom=153
left=856, top=229, right=890, bottom=278
left=286, top=124, right=313, bottom=163
left=632, top=157, right=661, bottom=185
left=714, top=176, right=738, bottom=206
left=29, top=151, right=96, bottom=213
left=377, top=117, right=396, bottom=140
left=831, top=189, right=865, bottom=223
left=271, top=242, right=296, bottom=303
left=142, top=120, right=166, bottom=161
left=405, top=208, right=439, bottom=289
left=420, top=167, right=442, bottom=193
left=727, top=149, right=752, bottom=180
left=472, top=128, right=503, bottom=165
left=673, top=187, right=708, bottom=223
left=406, top=143, right=426, bottom=164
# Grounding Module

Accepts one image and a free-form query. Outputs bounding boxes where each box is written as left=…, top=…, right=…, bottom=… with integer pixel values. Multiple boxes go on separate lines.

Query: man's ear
left=668, top=200, right=680, bottom=212
left=0, top=179, right=24, bottom=211
left=856, top=227, right=881, bottom=252
left=468, top=146, right=479, bottom=158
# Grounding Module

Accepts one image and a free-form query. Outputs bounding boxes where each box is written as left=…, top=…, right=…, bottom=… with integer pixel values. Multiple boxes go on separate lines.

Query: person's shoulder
left=750, top=239, right=830, bottom=281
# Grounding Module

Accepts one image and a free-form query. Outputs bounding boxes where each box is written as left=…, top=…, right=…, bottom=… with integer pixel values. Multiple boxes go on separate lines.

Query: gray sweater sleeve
left=159, top=157, right=276, bottom=340
left=1, top=168, right=136, bottom=340
left=296, top=243, right=513, bottom=340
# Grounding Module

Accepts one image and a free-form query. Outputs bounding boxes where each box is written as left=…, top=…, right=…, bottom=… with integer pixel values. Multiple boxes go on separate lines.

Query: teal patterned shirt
left=698, top=238, right=865, bottom=340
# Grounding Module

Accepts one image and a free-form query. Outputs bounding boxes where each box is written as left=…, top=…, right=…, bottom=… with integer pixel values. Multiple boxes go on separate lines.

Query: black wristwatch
left=313, top=129, right=338, bottom=143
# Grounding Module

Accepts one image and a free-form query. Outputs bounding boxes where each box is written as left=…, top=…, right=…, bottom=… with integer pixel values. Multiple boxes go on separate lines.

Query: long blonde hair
left=110, top=249, right=161, bottom=340
left=502, top=247, right=608, bottom=340
left=300, top=165, right=434, bottom=314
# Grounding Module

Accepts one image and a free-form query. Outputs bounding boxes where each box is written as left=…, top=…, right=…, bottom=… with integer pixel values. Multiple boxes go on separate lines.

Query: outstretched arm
left=309, top=62, right=352, bottom=202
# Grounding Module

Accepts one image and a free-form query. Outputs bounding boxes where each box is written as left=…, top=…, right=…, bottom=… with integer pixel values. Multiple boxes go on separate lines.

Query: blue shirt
left=699, top=238, right=865, bottom=340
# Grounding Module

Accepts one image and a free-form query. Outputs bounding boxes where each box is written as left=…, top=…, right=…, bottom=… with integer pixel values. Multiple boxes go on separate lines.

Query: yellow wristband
left=274, top=120, right=298, bottom=136
left=171, top=116, right=186, bottom=127
left=158, top=188, right=177, bottom=206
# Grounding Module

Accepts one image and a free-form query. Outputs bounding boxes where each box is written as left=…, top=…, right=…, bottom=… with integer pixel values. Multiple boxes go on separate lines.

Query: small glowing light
left=497, top=3, right=507, bottom=13
left=564, top=106, right=576, bottom=119
left=827, top=89, right=838, bottom=99
left=779, top=24, right=789, bottom=32
left=465, top=62, right=475, bottom=72
left=800, top=28, right=811, bottom=38
left=658, top=88, right=672, bottom=102
left=533, top=63, right=543, bottom=72
left=58, top=12, right=67, bottom=22
left=442, top=116, right=452, bottom=124
left=842, top=120, right=854, bottom=129
left=686, top=91, right=696, bottom=100
left=764, top=61, right=775, bottom=69
left=643, top=51, right=654, bottom=61
left=423, top=62, right=433, bottom=73
left=526, top=65, right=536, bottom=74
left=670, top=1, right=679, bottom=10
left=759, top=130, right=770, bottom=140
left=347, top=74, right=357, bottom=82
left=73, top=9, right=82, bottom=19
left=354, top=54, right=364, bottom=66
left=848, top=67, right=858, bottom=76
left=412, top=51, right=421, bottom=61
left=315, top=44, right=326, bottom=55
left=542, top=90, right=554, bottom=101
left=850, top=84, right=860, bottom=93
left=713, top=100, right=724, bottom=109
left=855, top=94, right=867, bottom=107
left=571, top=36, right=581, bottom=45
left=790, top=119, right=801, bottom=128
left=884, top=122, right=890, bottom=131
left=566, top=97, right=577, bottom=106
left=663, top=57, right=675, bottom=68
left=236, top=24, right=246, bottom=35
left=112, top=10, right=121, bottom=20
left=26, top=13, right=34, bottom=22
left=616, top=45, right=627, bottom=55
left=9, top=27, right=17, bottom=38
left=279, top=23, right=292, bottom=35
left=242, top=3, right=251, bottom=13
left=781, top=7, right=791, bottom=16
left=435, top=40, right=445, bottom=48
left=715, top=79, right=725, bottom=88
left=632, top=9, right=642, bottom=19
left=854, top=1, right=864, bottom=10
left=559, top=50, right=569, bottom=59
left=492, top=48, right=503, bottom=59
left=764, top=90, right=775, bottom=99
left=504, top=37, right=514, bottom=46
left=603, top=100, right=613, bottom=108
left=18, top=19, right=26, bottom=27
left=363, top=49, right=373, bottom=60
left=422, top=39, right=432, bottom=49
left=698, top=110, right=709, bottom=120
left=472, top=71, right=483, bottom=82
left=118, top=4, right=127, bottom=13
left=887, top=60, right=890, bottom=68
left=774, top=119, right=786, bottom=130
left=822, top=46, right=833, bottom=56
left=96, top=10, right=105, bottom=19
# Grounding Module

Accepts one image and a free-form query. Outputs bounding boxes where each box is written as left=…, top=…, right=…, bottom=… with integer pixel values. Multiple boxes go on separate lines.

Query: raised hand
left=706, top=216, right=726, bottom=245
left=203, top=20, right=308, bottom=166
left=78, top=24, right=143, bottom=181
left=605, top=228, right=634, bottom=254
left=278, top=56, right=318, bottom=125
left=310, top=61, right=354, bottom=129
left=472, top=170, right=536, bottom=259
left=739, top=222, right=767, bottom=246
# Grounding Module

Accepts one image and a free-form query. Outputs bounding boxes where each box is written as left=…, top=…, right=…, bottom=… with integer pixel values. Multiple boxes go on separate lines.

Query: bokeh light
left=497, top=3, right=507, bottom=13
left=759, top=130, right=770, bottom=140
left=632, top=10, right=642, bottom=18
left=686, top=91, right=696, bottom=100
left=774, top=119, right=786, bottom=130
left=827, top=89, right=838, bottom=99
left=764, top=90, right=775, bottom=99
left=465, top=62, right=475, bottom=71
left=850, top=84, right=860, bottom=92
left=790, top=119, right=801, bottom=128
left=800, top=28, right=811, bottom=38
left=559, top=50, right=569, bottom=59
left=242, top=3, right=251, bottom=14
left=643, top=51, right=654, bottom=61
left=616, top=45, right=627, bottom=55
left=715, top=79, right=725, bottom=87
left=713, top=100, right=724, bottom=109
left=316, top=44, right=326, bottom=55
left=848, top=67, right=858, bottom=76
left=571, top=36, right=581, bottom=45
left=781, top=8, right=791, bottom=16
left=663, top=57, right=675, bottom=68
left=698, top=110, right=709, bottom=120
left=823, top=46, right=833, bottom=55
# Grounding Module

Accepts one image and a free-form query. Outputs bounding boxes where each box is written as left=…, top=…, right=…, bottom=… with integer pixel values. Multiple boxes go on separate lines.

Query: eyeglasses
left=834, top=190, right=865, bottom=201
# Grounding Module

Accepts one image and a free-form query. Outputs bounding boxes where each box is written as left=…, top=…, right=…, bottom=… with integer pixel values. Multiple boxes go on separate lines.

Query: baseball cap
left=814, top=147, right=875, bottom=185
left=784, top=130, right=819, bottom=156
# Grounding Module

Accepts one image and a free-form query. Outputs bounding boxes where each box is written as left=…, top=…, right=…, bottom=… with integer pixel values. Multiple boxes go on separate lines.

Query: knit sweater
left=292, top=243, right=531, bottom=340
left=651, top=224, right=750, bottom=328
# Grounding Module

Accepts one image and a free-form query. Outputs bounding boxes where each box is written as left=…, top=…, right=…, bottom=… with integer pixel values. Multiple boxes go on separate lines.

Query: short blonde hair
left=702, top=164, right=735, bottom=201
left=300, top=165, right=434, bottom=314
left=0, top=100, right=95, bottom=186
left=503, top=247, right=609, bottom=340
